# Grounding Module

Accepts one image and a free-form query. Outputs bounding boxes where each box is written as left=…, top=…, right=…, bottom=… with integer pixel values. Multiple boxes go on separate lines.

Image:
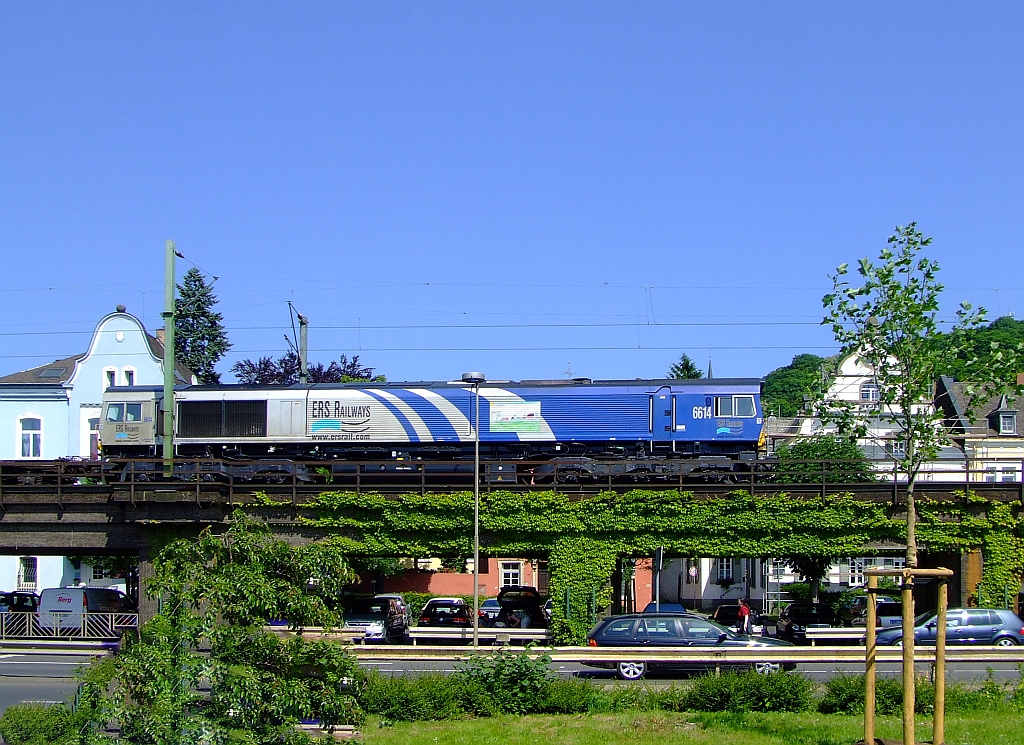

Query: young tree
left=108, top=513, right=363, bottom=744
left=667, top=353, right=704, bottom=379
left=820, top=223, right=1024, bottom=568
left=175, top=268, right=231, bottom=384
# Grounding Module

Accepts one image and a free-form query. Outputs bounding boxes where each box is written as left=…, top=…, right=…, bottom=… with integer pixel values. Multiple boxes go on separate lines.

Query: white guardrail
left=804, top=627, right=869, bottom=645
left=0, top=612, right=138, bottom=640
left=406, top=627, right=552, bottom=645
left=344, top=644, right=1024, bottom=666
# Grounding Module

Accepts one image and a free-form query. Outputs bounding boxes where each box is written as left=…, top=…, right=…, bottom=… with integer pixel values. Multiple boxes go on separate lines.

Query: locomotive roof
left=106, top=377, right=762, bottom=393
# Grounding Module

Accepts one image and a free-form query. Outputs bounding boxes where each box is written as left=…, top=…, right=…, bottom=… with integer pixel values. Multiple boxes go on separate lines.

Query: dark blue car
left=874, top=608, right=1024, bottom=647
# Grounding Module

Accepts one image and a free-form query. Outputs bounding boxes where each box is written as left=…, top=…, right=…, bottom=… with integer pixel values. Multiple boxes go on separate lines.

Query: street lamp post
left=463, top=372, right=486, bottom=648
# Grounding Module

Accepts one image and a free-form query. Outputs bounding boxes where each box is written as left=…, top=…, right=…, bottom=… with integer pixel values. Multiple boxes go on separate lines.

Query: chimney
left=155, top=328, right=165, bottom=344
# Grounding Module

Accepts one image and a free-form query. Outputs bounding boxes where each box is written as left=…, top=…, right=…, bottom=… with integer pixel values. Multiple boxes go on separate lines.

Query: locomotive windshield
left=105, top=403, right=142, bottom=422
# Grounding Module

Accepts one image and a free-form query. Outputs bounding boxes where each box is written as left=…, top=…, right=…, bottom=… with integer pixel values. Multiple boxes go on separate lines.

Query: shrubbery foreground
left=7, top=649, right=1024, bottom=744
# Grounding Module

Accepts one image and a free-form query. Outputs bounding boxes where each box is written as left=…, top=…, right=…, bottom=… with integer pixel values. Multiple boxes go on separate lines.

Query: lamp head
left=462, top=372, right=486, bottom=384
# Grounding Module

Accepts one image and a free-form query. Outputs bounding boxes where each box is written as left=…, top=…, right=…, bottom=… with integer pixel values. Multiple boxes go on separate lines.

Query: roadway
left=0, top=652, right=98, bottom=713
left=1, top=650, right=1019, bottom=714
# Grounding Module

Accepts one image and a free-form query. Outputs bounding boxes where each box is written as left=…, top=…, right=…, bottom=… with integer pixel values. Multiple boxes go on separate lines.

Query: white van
left=37, top=587, right=136, bottom=629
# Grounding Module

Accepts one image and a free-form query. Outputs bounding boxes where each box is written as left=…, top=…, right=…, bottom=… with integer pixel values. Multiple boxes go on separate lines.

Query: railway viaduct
left=2, top=462, right=1021, bottom=620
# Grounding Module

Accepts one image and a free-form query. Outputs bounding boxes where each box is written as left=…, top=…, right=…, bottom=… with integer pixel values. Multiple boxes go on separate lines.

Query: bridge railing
left=0, top=456, right=1021, bottom=500
left=0, top=612, right=138, bottom=640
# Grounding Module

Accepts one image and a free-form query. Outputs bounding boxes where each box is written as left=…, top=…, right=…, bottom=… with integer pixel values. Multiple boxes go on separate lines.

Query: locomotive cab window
left=105, top=403, right=142, bottom=422
left=714, top=395, right=756, bottom=418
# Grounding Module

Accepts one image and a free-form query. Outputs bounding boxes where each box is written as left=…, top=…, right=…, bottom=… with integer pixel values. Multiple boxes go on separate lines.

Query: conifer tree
left=667, top=353, right=704, bottom=379
left=175, top=268, right=231, bottom=384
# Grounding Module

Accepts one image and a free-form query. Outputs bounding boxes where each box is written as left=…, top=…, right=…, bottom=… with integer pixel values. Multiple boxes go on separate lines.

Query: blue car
left=874, top=608, right=1024, bottom=647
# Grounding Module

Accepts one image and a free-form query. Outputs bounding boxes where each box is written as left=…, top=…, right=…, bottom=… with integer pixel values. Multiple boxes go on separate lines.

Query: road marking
left=1, top=661, right=86, bottom=665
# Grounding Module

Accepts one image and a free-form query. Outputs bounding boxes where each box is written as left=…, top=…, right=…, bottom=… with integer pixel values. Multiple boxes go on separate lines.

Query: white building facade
left=0, top=306, right=193, bottom=594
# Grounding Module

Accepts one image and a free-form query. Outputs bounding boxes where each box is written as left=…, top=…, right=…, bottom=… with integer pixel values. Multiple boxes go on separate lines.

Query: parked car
left=37, top=587, right=136, bottom=629
left=490, top=586, right=548, bottom=629
left=373, top=593, right=411, bottom=629
left=709, top=603, right=765, bottom=635
left=776, top=603, right=838, bottom=643
left=418, top=598, right=472, bottom=627
left=874, top=608, right=1024, bottom=647
left=342, top=597, right=407, bottom=642
left=852, top=601, right=903, bottom=629
left=0, top=592, right=39, bottom=613
left=642, top=602, right=687, bottom=614
left=585, top=612, right=796, bottom=680
left=479, top=598, right=502, bottom=622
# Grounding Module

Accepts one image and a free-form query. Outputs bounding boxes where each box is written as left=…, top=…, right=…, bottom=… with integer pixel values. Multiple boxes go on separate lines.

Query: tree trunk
left=810, top=577, right=820, bottom=603
left=906, top=481, right=918, bottom=568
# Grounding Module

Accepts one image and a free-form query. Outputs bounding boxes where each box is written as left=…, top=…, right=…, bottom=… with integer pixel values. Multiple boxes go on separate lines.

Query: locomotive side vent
left=179, top=400, right=267, bottom=438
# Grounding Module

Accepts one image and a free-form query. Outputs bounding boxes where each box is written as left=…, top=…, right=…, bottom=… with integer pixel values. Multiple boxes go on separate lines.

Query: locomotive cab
left=99, top=386, right=162, bottom=457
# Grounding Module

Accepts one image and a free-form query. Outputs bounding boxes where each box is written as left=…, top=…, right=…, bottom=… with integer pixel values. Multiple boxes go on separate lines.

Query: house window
left=123, top=369, right=135, bottom=386
left=986, top=468, right=997, bottom=483
left=716, top=558, right=734, bottom=583
left=1001, top=468, right=1018, bottom=483
left=18, top=417, right=42, bottom=458
left=500, top=562, right=522, bottom=588
left=89, top=418, right=100, bottom=460
left=860, top=384, right=880, bottom=403
left=849, top=558, right=866, bottom=587
left=105, top=369, right=116, bottom=389
left=91, top=564, right=106, bottom=581
left=1000, top=413, right=1016, bottom=435
left=890, top=440, right=906, bottom=459
left=18, top=557, right=38, bottom=591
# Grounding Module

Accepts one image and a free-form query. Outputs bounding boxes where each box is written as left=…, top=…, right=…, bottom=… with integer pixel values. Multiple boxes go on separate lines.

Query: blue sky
left=2, top=3, right=1021, bottom=383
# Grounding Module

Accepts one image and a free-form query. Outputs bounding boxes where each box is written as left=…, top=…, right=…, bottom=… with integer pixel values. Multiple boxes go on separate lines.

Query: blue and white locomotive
left=100, top=377, right=764, bottom=480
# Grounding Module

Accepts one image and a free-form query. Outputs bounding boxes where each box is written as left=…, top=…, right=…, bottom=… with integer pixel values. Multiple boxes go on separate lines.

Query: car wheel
left=892, top=639, right=904, bottom=648
left=753, top=662, right=782, bottom=675
left=617, top=661, right=647, bottom=680
left=994, top=637, right=1018, bottom=647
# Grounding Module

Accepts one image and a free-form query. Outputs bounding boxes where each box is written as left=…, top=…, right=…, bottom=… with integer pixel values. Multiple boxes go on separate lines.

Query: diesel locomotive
left=99, top=377, right=765, bottom=481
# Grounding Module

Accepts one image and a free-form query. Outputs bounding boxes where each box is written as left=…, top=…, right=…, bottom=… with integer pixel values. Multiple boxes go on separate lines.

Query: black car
left=0, top=592, right=38, bottom=613
left=709, top=604, right=765, bottom=634
left=874, top=608, right=1024, bottom=647
left=776, top=603, right=838, bottom=643
left=418, top=598, right=473, bottom=628
left=342, top=597, right=407, bottom=642
left=489, top=586, right=548, bottom=629
left=585, top=612, right=795, bottom=680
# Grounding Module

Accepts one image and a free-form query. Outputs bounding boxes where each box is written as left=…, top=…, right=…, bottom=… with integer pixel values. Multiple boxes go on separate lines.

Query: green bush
left=359, top=671, right=494, bottom=721
left=0, top=704, right=75, bottom=745
left=818, top=673, right=904, bottom=715
left=460, top=649, right=554, bottom=715
left=680, top=671, right=811, bottom=713
left=540, top=678, right=604, bottom=714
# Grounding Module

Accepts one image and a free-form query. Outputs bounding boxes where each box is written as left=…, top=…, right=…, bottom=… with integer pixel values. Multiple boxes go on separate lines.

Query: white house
left=0, top=306, right=194, bottom=594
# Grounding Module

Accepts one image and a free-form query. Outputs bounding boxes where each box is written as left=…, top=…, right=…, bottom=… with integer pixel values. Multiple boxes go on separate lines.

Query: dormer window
left=1000, top=412, right=1017, bottom=435
left=860, top=383, right=880, bottom=403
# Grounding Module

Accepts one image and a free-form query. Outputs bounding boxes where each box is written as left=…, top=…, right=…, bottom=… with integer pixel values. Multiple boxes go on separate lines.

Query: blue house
left=0, top=305, right=194, bottom=460
left=0, top=306, right=194, bottom=595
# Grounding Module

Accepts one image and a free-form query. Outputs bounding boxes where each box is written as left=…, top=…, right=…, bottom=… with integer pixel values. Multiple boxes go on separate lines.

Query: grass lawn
left=360, top=710, right=1024, bottom=745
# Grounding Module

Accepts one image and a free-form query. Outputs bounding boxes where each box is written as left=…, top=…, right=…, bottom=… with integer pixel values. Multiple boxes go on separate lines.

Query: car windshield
left=915, top=611, right=937, bottom=626
left=346, top=600, right=386, bottom=616
left=425, top=602, right=466, bottom=615
left=482, top=599, right=500, bottom=607
left=788, top=605, right=835, bottom=620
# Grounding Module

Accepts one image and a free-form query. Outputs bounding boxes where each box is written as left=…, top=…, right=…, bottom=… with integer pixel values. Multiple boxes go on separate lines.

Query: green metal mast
left=162, top=240, right=176, bottom=472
